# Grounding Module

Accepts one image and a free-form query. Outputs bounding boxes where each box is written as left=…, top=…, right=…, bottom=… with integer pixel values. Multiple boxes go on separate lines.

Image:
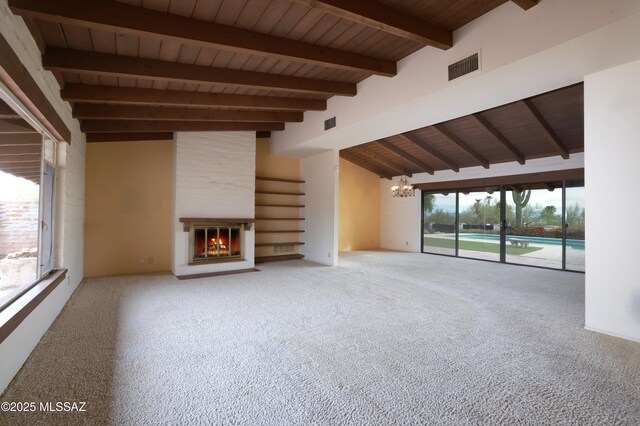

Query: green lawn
left=424, top=237, right=543, bottom=256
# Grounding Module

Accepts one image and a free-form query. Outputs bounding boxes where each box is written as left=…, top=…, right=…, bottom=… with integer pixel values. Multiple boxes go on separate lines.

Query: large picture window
left=0, top=104, right=57, bottom=310
left=421, top=180, right=585, bottom=272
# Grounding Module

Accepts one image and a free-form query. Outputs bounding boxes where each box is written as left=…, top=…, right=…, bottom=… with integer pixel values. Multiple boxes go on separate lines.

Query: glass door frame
left=421, top=180, right=585, bottom=273
left=420, top=191, right=459, bottom=257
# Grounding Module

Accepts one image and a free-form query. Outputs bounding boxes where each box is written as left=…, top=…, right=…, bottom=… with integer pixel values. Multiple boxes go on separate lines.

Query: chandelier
left=391, top=175, right=415, bottom=198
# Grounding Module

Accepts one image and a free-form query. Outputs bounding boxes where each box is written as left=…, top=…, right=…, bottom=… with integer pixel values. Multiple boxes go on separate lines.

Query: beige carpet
left=1, top=251, right=639, bottom=425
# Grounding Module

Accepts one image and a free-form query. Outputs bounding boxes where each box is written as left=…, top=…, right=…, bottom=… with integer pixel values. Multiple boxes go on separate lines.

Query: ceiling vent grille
left=448, top=52, right=480, bottom=81
left=324, top=116, right=336, bottom=131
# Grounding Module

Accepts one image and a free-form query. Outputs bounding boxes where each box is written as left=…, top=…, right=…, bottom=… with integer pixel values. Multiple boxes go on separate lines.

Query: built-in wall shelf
left=255, top=230, right=305, bottom=233
left=256, top=176, right=305, bottom=184
left=255, top=217, right=305, bottom=221
left=255, top=190, right=305, bottom=196
left=256, top=204, right=305, bottom=208
left=255, top=242, right=305, bottom=247
left=256, top=254, right=305, bottom=263
left=255, top=175, right=305, bottom=263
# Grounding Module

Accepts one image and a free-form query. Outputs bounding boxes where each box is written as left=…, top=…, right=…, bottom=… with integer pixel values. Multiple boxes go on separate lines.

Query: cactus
left=512, top=190, right=531, bottom=226
left=473, top=199, right=482, bottom=216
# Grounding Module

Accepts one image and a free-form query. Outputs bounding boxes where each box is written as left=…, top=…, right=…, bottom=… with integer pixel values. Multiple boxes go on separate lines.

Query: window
left=0, top=103, right=57, bottom=311
left=421, top=180, right=585, bottom=272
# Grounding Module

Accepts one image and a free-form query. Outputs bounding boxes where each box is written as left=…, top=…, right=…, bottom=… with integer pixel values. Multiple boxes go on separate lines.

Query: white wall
left=0, top=0, right=86, bottom=393
left=380, top=192, right=422, bottom=253
left=172, top=132, right=255, bottom=276
left=380, top=155, right=585, bottom=252
left=584, top=61, right=640, bottom=342
left=272, top=0, right=640, bottom=156
left=301, top=150, right=339, bottom=266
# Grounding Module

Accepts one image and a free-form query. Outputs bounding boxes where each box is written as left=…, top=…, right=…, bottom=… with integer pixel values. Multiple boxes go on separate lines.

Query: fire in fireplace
left=190, top=224, right=243, bottom=263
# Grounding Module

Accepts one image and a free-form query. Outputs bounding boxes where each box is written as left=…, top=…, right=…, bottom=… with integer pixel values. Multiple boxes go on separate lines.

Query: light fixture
left=391, top=175, right=415, bottom=198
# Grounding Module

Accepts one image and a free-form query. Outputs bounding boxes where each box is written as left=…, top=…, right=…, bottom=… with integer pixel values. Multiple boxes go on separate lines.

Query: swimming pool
left=459, top=233, right=585, bottom=250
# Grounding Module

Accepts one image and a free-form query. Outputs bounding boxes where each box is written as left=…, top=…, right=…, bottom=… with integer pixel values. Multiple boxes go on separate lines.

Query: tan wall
left=84, top=140, right=173, bottom=277
left=255, top=137, right=300, bottom=179
left=339, top=158, right=380, bottom=251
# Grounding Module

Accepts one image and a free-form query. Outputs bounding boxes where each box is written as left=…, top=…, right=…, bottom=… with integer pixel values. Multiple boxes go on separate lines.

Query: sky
left=0, top=171, right=39, bottom=202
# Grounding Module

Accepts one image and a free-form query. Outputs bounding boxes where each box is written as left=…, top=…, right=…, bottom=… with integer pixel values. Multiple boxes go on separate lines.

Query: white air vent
left=324, top=116, right=336, bottom=131
left=274, top=244, right=294, bottom=254
left=448, top=52, right=480, bottom=81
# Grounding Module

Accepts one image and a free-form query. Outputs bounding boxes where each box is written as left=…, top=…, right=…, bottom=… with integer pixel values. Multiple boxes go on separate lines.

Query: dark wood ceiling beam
left=398, top=133, right=459, bottom=172
left=0, top=33, right=71, bottom=142
left=43, top=48, right=356, bottom=97
left=86, top=132, right=174, bottom=143
left=0, top=119, right=37, bottom=134
left=10, top=0, right=396, bottom=77
left=73, top=104, right=303, bottom=123
left=0, top=133, right=41, bottom=145
left=375, top=140, right=434, bottom=175
left=339, top=151, right=393, bottom=180
left=352, top=146, right=410, bottom=177
left=80, top=120, right=284, bottom=133
left=520, top=100, right=570, bottom=159
left=256, top=131, right=271, bottom=139
left=61, top=84, right=326, bottom=111
left=291, top=0, right=452, bottom=49
left=432, top=124, right=490, bottom=169
left=511, top=0, right=538, bottom=10
left=470, top=114, right=526, bottom=165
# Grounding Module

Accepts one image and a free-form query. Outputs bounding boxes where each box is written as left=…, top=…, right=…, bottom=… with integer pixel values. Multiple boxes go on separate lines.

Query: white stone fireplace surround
left=172, top=131, right=256, bottom=277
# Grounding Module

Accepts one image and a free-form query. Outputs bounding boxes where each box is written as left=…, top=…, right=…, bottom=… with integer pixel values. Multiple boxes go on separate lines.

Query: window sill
left=0, top=269, right=67, bottom=344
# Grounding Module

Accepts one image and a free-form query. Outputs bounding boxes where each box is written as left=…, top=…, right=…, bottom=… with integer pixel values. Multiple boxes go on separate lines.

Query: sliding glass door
left=564, top=185, right=585, bottom=271
left=421, top=181, right=584, bottom=272
left=423, top=192, right=457, bottom=256
left=458, top=191, right=501, bottom=262
left=504, top=188, right=563, bottom=269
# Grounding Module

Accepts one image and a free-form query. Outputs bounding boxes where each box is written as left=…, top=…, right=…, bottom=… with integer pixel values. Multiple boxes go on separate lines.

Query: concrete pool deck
left=424, top=233, right=585, bottom=271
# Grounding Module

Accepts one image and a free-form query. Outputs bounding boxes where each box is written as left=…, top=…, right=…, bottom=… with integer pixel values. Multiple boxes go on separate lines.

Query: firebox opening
left=191, top=225, right=243, bottom=263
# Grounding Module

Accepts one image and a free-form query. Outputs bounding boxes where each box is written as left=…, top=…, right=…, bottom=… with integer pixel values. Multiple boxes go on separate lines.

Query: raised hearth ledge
left=176, top=268, right=259, bottom=280
left=188, top=257, right=245, bottom=266
left=179, top=217, right=256, bottom=232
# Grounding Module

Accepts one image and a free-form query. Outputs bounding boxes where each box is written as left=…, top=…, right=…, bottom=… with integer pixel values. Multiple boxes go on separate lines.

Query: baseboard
left=584, top=325, right=640, bottom=343
left=176, top=268, right=259, bottom=280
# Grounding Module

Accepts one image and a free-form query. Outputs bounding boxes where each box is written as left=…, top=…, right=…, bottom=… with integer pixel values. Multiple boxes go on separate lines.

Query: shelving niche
left=254, top=176, right=305, bottom=263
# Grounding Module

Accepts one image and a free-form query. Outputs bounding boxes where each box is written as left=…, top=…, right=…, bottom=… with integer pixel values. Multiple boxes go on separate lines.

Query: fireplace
left=191, top=224, right=243, bottom=263
left=180, top=218, right=255, bottom=266
left=189, top=224, right=245, bottom=264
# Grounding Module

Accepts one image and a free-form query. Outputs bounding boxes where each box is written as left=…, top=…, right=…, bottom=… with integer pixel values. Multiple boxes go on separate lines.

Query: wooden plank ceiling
left=0, top=99, right=41, bottom=183
left=340, top=83, right=584, bottom=179
left=7, top=0, right=537, bottom=143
